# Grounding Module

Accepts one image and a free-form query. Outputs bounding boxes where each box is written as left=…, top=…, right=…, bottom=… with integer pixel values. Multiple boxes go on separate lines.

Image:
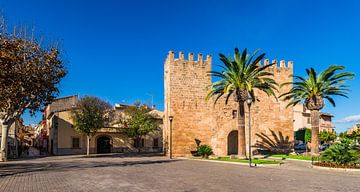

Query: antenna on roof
left=146, top=93, right=154, bottom=108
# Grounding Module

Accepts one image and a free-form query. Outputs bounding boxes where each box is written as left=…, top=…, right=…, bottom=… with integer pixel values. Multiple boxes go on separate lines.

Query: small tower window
left=232, top=110, right=237, bottom=119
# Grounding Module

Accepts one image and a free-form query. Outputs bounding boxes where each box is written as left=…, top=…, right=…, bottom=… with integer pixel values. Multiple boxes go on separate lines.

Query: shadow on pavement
left=80, top=152, right=164, bottom=158
left=0, top=158, right=178, bottom=177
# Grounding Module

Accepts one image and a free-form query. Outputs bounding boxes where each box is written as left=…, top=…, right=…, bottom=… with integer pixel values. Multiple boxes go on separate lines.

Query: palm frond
left=280, top=64, right=354, bottom=108
left=206, top=48, right=278, bottom=105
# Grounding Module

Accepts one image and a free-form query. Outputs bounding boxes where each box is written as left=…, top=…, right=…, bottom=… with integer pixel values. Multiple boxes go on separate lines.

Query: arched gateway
left=97, top=136, right=112, bottom=154
left=227, top=130, right=238, bottom=155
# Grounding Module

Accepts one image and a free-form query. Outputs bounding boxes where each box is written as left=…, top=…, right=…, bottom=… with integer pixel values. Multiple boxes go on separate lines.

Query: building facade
left=40, top=96, right=163, bottom=155
left=293, top=103, right=335, bottom=133
left=164, top=51, right=294, bottom=157
left=347, top=123, right=360, bottom=134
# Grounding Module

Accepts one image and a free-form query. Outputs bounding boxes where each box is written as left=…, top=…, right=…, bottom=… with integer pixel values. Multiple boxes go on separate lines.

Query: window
left=153, top=138, right=159, bottom=147
left=307, top=118, right=310, bottom=124
left=72, top=137, right=80, bottom=148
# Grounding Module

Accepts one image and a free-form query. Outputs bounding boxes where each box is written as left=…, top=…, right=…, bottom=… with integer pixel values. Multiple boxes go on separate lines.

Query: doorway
left=97, top=136, right=112, bottom=153
left=227, top=130, right=238, bottom=155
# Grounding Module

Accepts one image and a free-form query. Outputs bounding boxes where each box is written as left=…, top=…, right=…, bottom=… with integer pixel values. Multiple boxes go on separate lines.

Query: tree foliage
left=280, top=65, right=354, bottom=154
left=339, top=132, right=348, bottom=139
left=319, top=130, right=336, bottom=142
left=0, top=15, right=66, bottom=161
left=71, top=96, right=111, bottom=136
left=0, top=30, right=66, bottom=124
left=348, top=130, right=360, bottom=141
left=121, top=104, right=158, bottom=151
left=305, top=128, right=312, bottom=143
left=295, top=128, right=306, bottom=142
left=206, top=48, right=278, bottom=104
left=295, top=128, right=312, bottom=143
left=280, top=65, right=354, bottom=109
left=338, top=130, right=360, bottom=141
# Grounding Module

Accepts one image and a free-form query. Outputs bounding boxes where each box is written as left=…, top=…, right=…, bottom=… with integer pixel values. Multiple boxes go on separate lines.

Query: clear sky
left=1, top=0, right=359, bottom=132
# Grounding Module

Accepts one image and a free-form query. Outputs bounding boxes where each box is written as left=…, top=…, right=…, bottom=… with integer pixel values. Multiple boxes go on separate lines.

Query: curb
left=182, top=157, right=282, bottom=167
left=269, top=157, right=312, bottom=163
left=312, top=165, right=360, bottom=172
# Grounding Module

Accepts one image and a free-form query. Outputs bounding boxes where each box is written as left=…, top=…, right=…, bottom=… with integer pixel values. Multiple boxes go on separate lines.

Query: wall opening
left=227, top=130, right=238, bottom=155
left=97, top=136, right=112, bottom=154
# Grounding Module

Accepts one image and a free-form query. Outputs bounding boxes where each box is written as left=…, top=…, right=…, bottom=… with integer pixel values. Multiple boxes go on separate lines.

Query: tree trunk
left=1, top=123, right=9, bottom=161
left=137, top=137, right=141, bottom=153
left=86, top=135, right=90, bottom=156
left=310, top=110, right=320, bottom=155
left=238, top=101, right=246, bottom=158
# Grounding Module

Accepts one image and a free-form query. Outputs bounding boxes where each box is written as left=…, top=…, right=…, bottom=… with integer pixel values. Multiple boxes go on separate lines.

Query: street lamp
left=169, top=115, right=174, bottom=159
left=246, top=94, right=253, bottom=167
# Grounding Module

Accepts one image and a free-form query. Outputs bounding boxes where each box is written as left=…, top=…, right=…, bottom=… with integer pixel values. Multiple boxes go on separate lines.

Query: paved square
left=0, top=154, right=359, bottom=192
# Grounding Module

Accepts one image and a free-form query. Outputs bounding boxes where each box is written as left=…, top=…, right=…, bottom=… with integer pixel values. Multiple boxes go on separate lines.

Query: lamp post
left=246, top=94, right=253, bottom=167
left=169, top=116, right=174, bottom=159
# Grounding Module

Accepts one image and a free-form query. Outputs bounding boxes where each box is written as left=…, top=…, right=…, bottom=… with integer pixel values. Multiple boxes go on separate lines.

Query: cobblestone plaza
left=0, top=155, right=359, bottom=192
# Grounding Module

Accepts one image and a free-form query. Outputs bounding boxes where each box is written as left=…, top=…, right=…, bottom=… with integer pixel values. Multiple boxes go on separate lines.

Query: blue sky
left=1, top=0, right=360, bottom=132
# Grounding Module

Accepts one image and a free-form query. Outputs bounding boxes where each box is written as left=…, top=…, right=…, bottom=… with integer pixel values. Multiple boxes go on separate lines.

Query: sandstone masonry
left=164, top=51, right=294, bottom=157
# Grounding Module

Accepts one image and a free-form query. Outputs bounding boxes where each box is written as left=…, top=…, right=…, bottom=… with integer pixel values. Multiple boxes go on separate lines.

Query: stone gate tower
left=164, top=51, right=294, bottom=157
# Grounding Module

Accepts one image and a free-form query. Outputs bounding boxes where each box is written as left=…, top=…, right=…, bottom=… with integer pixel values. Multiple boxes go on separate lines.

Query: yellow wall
left=51, top=110, right=163, bottom=154
left=57, top=111, right=84, bottom=148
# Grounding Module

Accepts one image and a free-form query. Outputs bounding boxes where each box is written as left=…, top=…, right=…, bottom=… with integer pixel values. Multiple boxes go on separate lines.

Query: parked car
left=320, top=143, right=330, bottom=151
left=294, top=143, right=307, bottom=150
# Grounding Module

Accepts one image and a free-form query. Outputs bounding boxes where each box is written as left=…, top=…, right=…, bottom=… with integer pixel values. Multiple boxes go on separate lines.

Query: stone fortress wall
left=164, top=51, right=294, bottom=157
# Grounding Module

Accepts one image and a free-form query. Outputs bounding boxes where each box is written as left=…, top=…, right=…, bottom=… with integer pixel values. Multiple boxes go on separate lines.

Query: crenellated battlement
left=166, top=51, right=212, bottom=64
left=166, top=51, right=292, bottom=69
left=260, top=59, right=293, bottom=69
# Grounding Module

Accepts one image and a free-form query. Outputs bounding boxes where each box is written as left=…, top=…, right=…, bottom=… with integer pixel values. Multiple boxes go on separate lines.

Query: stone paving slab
left=0, top=154, right=359, bottom=192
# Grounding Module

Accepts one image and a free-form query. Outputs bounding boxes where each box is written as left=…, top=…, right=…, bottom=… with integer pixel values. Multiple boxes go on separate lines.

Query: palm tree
left=280, top=65, right=354, bottom=154
left=206, top=48, right=278, bottom=158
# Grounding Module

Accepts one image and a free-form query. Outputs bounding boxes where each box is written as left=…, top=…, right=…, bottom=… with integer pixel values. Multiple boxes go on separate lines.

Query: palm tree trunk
left=310, top=110, right=320, bottom=154
left=238, top=101, right=246, bottom=158
left=1, top=123, right=9, bottom=161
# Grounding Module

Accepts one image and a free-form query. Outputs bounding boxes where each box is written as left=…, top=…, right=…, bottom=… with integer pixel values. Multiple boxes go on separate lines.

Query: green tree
left=339, top=132, right=348, bottom=139
left=206, top=48, right=278, bottom=158
left=348, top=130, right=360, bottom=143
left=280, top=65, right=354, bottom=154
left=122, top=104, right=158, bottom=152
left=295, top=128, right=307, bottom=142
left=304, top=128, right=312, bottom=152
left=0, top=18, right=66, bottom=161
left=71, top=96, right=111, bottom=156
left=319, top=130, right=336, bottom=143
left=305, top=129, right=312, bottom=143
left=295, top=128, right=312, bottom=144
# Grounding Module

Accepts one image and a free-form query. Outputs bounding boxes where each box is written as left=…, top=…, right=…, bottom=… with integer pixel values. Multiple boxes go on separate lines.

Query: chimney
left=152, top=105, right=156, bottom=110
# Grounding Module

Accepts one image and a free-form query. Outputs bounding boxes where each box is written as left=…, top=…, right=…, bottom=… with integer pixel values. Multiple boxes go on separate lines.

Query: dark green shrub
left=321, top=138, right=360, bottom=165
left=197, top=145, right=213, bottom=158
